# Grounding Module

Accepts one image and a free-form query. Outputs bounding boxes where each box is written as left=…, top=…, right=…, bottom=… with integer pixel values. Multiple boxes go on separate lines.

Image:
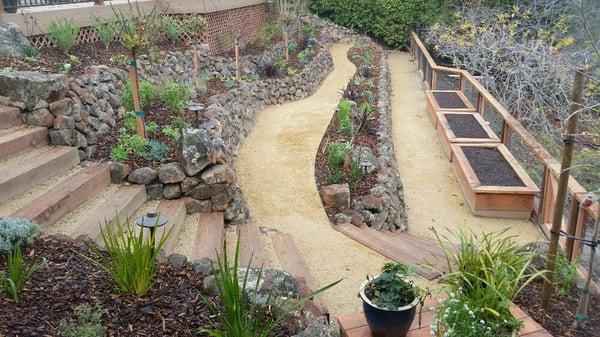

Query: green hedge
left=310, top=0, right=444, bottom=47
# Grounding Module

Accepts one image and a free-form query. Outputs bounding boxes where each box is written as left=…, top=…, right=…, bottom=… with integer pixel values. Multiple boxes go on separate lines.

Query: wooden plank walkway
left=156, top=199, right=187, bottom=255
left=272, top=233, right=330, bottom=319
left=338, top=296, right=551, bottom=337
left=334, top=223, right=445, bottom=280
left=237, top=223, right=266, bottom=267
left=191, top=212, right=224, bottom=261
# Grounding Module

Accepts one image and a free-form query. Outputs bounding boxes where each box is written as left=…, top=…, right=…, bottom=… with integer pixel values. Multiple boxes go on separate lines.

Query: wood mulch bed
left=514, top=282, right=600, bottom=337
left=433, top=91, right=467, bottom=109
left=463, top=146, right=525, bottom=186
left=0, top=237, right=294, bottom=337
left=315, top=45, right=381, bottom=219
left=446, top=113, right=489, bottom=138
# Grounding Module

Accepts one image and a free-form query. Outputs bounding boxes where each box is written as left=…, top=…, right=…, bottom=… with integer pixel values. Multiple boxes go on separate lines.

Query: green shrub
left=275, top=59, right=288, bottom=73
left=122, top=81, right=157, bottom=111
left=162, top=16, right=183, bottom=42
left=288, top=41, right=298, bottom=55
left=60, top=305, right=106, bottom=337
left=198, top=237, right=340, bottom=337
left=257, top=20, right=283, bottom=48
left=310, top=0, right=443, bottom=47
left=0, top=218, right=42, bottom=253
left=1, top=247, right=42, bottom=302
left=146, top=121, right=159, bottom=134
left=287, top=67, right=299, bottom=77
left=46, top=18, right=80, bottom=53
left=298, top=48, right=314, bottom=65
left=170, top=116, right=191, bottom=129
left=183, top=15, right=208, bottom=44
left=92, top=218, right=171, bottom=297
left=349, top=160, right=363, bottom=191
left=328, top=170, right=344, bottom=184
left=359, top=102, right=373, bottom=119
left=337, top=100, right=354, bottom=134
left=110, top=131, right=150, bottom=162
left=554, top=254, right=578, bottom=296
left=328, top=141, right=351, bottom=168
left=159, top=82, right=189, bottom=112
left=161, top=126, right=179, bottom=140
left=92, top=16, right=117, bottom=50
left=142, top=140, right=168, bottom=163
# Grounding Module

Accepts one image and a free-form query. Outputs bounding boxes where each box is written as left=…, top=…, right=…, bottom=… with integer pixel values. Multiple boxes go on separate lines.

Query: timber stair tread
left=237, top=223, right=266, bottom=267
left=334, top=223, right=444, bottom=280
left=155, top=199, right=187, bottom=255
left=10, top=164, right=111, bottom=228
left=0, top=126, right=48, bottom=160
left=70, top=184, right=147, bottom=241
left=271, top=233, right=329, bottom=319
left=191, top=212, right=224, bottom=261
left=0, top=146, right=80, bottom=204
left=0, top=106, right=22, bottom=129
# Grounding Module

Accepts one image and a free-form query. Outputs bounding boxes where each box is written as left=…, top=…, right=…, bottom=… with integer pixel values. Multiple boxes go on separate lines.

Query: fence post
left=0, top=0, right=5, bottom=14
left=565, top=199, right=581, bottom=260
left=501, top=122, right=511, bottom=147
left=477, top=93, right=485, bottom=115
left=459, top=72, right=466, bottom=93
left=431, top=69, right=438, bottom=90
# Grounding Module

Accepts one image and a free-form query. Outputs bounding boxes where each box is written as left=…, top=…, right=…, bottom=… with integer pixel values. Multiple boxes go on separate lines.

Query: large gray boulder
left=0, top=23, right=31, bottom=56
left=180, top=128, right=227, bottom=176
left=0, top=72, right=68, bottom=110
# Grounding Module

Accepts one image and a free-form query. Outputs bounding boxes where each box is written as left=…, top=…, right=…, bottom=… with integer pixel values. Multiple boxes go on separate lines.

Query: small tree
left=183, top=15, right=208, bottom=87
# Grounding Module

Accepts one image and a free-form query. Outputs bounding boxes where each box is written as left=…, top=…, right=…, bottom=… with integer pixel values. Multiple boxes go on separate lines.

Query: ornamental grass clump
left=430, top=228, right=545, bottom=337
left=46, top=18, right=80, bottom=54
left=92, top=217, right=171, bottom=297
left=1, top=246, right=42, bottom=302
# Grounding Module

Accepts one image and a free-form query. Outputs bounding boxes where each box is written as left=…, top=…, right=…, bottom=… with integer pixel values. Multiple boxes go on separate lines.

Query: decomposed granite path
left=388, top=52, right=543, bottom=243
left=236, top=44, right=390, bottom=318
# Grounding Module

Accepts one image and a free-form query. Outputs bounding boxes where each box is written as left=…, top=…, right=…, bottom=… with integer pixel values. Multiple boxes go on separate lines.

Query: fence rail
left=409, top=32, right=598, bottom=262
left=1, top=0, right=98, bottom=13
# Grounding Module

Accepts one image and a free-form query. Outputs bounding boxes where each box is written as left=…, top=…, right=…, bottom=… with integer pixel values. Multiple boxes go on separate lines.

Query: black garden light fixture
left=136, top=210, right=168, bottom=252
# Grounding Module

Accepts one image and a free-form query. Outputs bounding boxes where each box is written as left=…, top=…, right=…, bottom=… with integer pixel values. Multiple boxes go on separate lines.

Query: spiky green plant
left=1, top=247, right=42, bottom=302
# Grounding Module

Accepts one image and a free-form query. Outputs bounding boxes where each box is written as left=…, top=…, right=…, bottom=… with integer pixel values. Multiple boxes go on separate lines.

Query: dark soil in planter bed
left=445, top=113, right=489, bottom=138
left=433, top=91, right=468, bottom=109
left=0, top=40, right=185, bottom=77
left=315, top=45, right=381, bottom=219
left=514, top=282, right=600, bottom=337
left=0, top=237, right=294, bottom=337
left=463, top=146, right=524, bottom=187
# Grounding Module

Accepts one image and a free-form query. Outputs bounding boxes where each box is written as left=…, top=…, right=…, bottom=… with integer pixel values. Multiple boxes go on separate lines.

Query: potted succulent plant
left=359, top=263, right=428, bottom=337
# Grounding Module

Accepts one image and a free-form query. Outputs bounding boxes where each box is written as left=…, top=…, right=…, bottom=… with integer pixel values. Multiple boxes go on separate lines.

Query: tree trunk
left=128, top=50, right=146, bottom=138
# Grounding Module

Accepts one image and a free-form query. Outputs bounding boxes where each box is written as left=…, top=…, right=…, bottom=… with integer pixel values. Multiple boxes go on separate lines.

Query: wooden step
left=0, top=146, right=79, bottom=204
left=71, top=185, right=147, bottom=241
left=10, top=164, right=111, bottom=228
left=334, top=223, right=443, bottom=280
left=272, top=233, right=329, bottom=319
left=0, top=127, right=48, bottom=160
left=237, top=223, right=266, bottom=267
left=191, top=212, right=224, bottom=261
left=155, top=199, right=187, bottom=255
left=0, top=106, right=22, bottom=129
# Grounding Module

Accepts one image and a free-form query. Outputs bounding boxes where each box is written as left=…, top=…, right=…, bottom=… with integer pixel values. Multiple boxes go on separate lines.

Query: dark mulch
left=315, top=45, right=381, bottom=219
left=433, top=91, right=467, bottom=109
left=514, top=282, right=600, bottom=337
left=0, top=237, right=294, bottom=337
left=445, top=113, right=489, bottom=139
left=463, top=146, right=524, bottom=187
left=0, top=40, right=185, bottom=77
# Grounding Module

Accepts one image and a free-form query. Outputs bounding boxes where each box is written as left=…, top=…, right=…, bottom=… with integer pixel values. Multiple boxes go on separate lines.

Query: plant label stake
left=574, top=194, right=599, bottom=328
left=540, top=69, right=585, bottom=310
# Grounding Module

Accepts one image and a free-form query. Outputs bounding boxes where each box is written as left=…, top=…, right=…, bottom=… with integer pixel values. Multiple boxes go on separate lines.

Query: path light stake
left=540, top=69, right=585, bottom=310
left=136, top=210, right=168, bottom=255
left=574, top=194, right=599, bottom=328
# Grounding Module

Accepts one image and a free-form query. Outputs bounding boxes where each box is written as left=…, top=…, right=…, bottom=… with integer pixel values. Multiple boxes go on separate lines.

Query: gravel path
left=235, top=44, right=390, bottom=318
left=388, top=52, right=543, bottom=243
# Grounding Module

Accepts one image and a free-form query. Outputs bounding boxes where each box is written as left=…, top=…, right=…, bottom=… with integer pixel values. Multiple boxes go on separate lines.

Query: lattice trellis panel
left=26, top=4, right=267, bottom=55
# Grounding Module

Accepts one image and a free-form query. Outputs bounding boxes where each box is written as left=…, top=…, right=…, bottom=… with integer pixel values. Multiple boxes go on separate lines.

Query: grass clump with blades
left=1, top=247, right=42, bottom=302
left=91, top=217, right=171, bottom=297
left=199, top=237, right=341, bottom=337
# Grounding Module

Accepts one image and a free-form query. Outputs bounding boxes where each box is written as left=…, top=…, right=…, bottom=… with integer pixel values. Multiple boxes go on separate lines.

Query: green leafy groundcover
left=310, top=0, right=444, bottom=47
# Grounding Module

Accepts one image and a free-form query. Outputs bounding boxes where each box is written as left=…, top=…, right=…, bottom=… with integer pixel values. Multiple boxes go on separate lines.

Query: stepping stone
left=11, top=164, right=110, bottom=228
left=0, top=146, right=79, bottom=204
left=71, top=184, right=147, bottom=241
left=271, top=233, right=330, bottom=319
left=237, top=223, right=266, bottom=267
left=155, top=199, right=187, bottom=255
left=191, top=212, right=224, bottom=261
left=0, top=126, right=48, bottom=160
left=0, top=106, right=22, bottom=129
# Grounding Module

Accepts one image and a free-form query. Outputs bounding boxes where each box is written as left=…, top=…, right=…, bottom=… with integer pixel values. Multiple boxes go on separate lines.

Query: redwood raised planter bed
left=451, top=143, right=539, bottom=219
left=425, top=90, right=476, bottom=127
left=436, top=112, right=500, bottom=161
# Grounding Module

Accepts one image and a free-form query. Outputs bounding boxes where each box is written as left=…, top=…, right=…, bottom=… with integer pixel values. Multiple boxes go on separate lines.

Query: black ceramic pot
left=359, top=279, right=418, bottom=337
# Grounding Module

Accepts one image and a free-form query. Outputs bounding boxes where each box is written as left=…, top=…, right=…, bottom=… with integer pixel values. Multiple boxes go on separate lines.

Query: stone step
left=0, top=126, right=48, bottom=160
left=71, top=184, right=147, bottom=241
left=237, top=223, right=266, bottom=267
left=0, top=106, right=22, bottom=129
left=155, top=199, right=187, bottom=255
left=11, top=164, right=110, bottom=228
left=0, top=146, right=80, bottom=204
left=191, top=212, right=224, bottom=261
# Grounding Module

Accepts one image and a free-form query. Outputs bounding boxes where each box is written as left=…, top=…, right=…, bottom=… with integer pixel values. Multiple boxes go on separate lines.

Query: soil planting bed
left=0, top=237, right=294, bottom=336
left=515, top=282, right=600, bottom=337
left=445, top=113, right=489, bottom=138
left=433, top=91, right=468, bottom=109
left=315, top=45, right=381, bottom=219
left=463, top=146, right=524, bottom=187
